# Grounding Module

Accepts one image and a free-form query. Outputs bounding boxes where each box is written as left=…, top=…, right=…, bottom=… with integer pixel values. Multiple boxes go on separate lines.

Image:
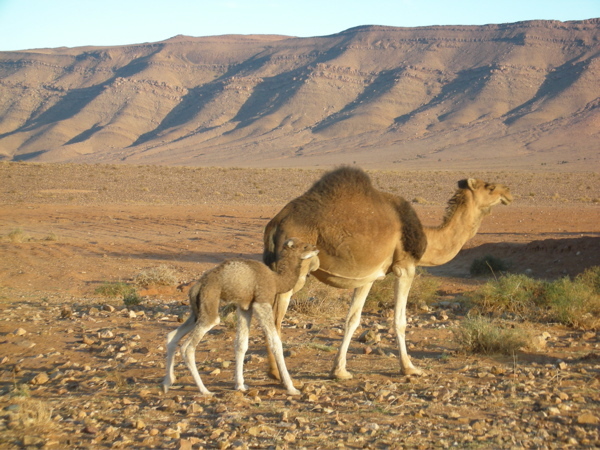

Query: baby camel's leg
left=180, top=315, right=220, bottom=396
left=163, top=315, right=195, bottom=393
left=253, top=302, right=300, bottom=396
left=267, top=290, right=293, bottom=380
left=234, top=307, right=252, bottom=391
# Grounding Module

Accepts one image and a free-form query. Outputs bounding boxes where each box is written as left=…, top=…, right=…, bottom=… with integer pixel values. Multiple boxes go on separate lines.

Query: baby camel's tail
left=187, top=280, right=203, bottom=322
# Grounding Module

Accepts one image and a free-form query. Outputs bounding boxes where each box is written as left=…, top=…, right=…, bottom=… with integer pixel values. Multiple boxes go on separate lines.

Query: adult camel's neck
left=419, top=197, right=487, bottom=267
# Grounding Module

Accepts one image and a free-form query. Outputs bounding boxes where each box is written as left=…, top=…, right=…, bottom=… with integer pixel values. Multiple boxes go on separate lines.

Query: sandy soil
left=0, top=162, right=599, bottom=449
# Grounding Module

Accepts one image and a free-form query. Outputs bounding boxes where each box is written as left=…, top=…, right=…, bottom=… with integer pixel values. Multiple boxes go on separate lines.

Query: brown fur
left=263, top=166, right=428, bottom=380
left=163, top=238, right=318, bottom=395
left=263, top=167, right=512, bottom=381
left=264, top=166, right=427, bottom=282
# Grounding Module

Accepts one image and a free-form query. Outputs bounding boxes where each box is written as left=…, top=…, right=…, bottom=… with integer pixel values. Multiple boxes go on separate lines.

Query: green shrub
left=95, top=282, right=135, bottom=298
left=575, top=266, right=600, bottom=294
left=468, top=274, right=543, bottom=316
left=467, top=268, right=600, bottom=330
left=453, top=316, right=530, bottom=355
left=123, top=291, right=142, bottom=307
left=470, top=254, right=509, bottom=276
left=541, top=275, right=600, bottom=330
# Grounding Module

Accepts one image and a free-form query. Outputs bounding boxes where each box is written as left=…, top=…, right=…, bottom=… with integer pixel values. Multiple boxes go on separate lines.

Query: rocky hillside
left=0, top=19, right=598, bottom=170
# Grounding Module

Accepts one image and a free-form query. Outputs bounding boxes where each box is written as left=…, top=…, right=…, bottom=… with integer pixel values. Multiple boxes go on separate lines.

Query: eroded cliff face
left=0, top=20, right=598, bottom=170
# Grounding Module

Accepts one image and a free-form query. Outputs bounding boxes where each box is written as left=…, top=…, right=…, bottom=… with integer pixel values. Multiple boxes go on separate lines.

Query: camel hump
left=307, top=166, right=373, bottom=198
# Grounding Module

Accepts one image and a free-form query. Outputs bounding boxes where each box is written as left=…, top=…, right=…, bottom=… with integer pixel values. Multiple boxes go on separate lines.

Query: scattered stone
left=547, top=407, right=561, bottom=416
left=577, top=413, right=599, bottom=425
left=13, top=328, right=27, bottom=336
left=30, top=372, right=49, bottom=385
left=98, top=329, right=114, bottom=339
left=178, top=439, right=193, bottom=450
left=83, top=425, right=98, bottom=434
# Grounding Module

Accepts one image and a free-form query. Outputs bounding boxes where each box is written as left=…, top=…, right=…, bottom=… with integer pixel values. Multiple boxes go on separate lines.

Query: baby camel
left=163, top=238, right=319, bottom=396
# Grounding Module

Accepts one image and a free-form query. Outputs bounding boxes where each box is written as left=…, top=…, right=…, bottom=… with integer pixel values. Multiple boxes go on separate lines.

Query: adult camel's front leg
left=393, top=265, right=423, bottom=376
left=330, top=282, right=373, bottom=380
left=266, top=290, right=293, bottom=380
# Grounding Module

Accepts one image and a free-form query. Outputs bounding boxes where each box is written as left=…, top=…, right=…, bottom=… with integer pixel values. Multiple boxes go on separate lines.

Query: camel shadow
left=427, top=236, right=600, bottom=279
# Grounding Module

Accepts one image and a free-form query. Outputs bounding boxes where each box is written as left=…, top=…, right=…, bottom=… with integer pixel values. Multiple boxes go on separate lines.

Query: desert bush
left=365, top=269, right=440, bottom=310
left=5, top=395, right=54, bottom=436
left=453, top=316, right=530, bottom=355
left=468, top=274, right=543, bottom=317
left=133, top=264, right=177, bottom=288
left=467, top=268, right=600, bottom=330
left=290, top=276, right=348, bottom=317
left=7, top=228, right=30, bottom=243
left=540, top=274, right=600, bottom=330
left=575, top=266, right=600, bottom=293
left=95, top=282, right=135, bottom=298
left=123, top=291, right=142, bottom=307
left=469, top=254, right=509, bottom=276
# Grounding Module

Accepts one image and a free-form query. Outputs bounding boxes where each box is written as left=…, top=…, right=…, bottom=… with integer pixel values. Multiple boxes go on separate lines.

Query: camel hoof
left=235, top=384, right=249, bottom=392
left=162, top=380, right=171, bottom=394
left=402, top=366, right=423, bottom=376
left=287, top=388, right=301, bottom=396
left=268, top=368, right=282, bottom=381
left=330, top=369, right=353, bottom=380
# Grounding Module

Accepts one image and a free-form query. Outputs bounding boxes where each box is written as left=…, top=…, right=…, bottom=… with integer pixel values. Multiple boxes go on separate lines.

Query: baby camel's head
left=281, top=238, right=319, bottom=262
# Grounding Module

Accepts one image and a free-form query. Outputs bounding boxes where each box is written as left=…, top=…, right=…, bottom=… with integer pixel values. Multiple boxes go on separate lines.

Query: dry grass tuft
left=133, top=264, right=178, bottom=288
left=289, top=276, right=349, bottom=318
left=453, top=316, right=531, bottom=355
left=5, top=395, right=54, bottom=439
left=7, top=228, right=31, bottom=243
left=365, top=269, right=441, bottom=311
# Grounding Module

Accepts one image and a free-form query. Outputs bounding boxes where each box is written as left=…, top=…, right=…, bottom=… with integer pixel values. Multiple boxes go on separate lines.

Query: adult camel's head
left=420, top=177, right=512, bottom=268
left=450, top=178, right=513, bottom=219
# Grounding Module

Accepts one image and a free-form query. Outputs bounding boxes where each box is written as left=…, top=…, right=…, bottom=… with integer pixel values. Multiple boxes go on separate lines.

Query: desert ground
left=0, top=162, right=599, bottom=449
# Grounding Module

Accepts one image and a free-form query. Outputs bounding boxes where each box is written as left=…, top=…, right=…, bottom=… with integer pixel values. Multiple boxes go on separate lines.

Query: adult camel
left=263, top=166, right=513, bottom=380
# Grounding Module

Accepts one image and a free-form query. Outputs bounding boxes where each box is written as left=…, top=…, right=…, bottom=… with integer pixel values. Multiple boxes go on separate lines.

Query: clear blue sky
left=0, top=0, right=598, bottom=51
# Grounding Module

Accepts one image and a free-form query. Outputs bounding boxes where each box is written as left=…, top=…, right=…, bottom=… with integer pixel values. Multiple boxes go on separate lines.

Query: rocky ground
left=0, top=162, right=599, bottom=449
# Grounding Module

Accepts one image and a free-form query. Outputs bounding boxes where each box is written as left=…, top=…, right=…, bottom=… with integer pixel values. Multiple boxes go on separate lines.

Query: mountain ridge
left=0, top=19, right=598, bottom=170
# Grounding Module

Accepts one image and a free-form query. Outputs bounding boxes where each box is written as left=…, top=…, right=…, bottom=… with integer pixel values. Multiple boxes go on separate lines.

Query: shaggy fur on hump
left=265, top=166, right=426, bottom=264
left=306, top=166, right=374, bottom=198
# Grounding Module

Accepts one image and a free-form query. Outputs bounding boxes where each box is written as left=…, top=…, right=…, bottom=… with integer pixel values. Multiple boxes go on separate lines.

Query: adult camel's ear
left=457, top=179, right=470, bottom=189
left=467, top=178, right=479, bottom=190
left=283, top=239, right=295, bottom=249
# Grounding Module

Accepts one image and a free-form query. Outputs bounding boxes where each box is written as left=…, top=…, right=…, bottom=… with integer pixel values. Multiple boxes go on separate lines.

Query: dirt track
left=1, top=163, right=599, bottom=448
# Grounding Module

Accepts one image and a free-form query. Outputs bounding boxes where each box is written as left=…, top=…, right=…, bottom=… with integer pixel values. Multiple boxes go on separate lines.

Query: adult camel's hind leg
left=163, top=314, right=196, bottom=393
left=393, top=265, right=422, bottom=376
left=234, top=307, right=252, bottom=391
left=254, top=302, right=300, bottom=395
left=330, top=282, right=373, bottom=380
left=266, top=290, right=293, bottom=380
